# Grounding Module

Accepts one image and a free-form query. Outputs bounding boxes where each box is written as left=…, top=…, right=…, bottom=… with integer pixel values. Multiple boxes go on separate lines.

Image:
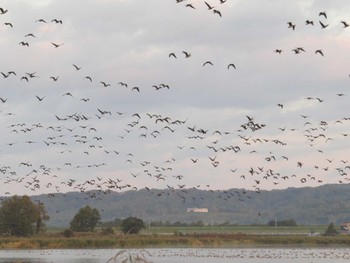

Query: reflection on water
left=1, top=248, right=350, bottom=263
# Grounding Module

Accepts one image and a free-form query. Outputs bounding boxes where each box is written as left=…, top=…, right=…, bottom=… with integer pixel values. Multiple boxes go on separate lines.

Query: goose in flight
left=186, top=4, right=195, bottom=9
left=73, top=64, right=82, bottom=70
left=35, top=19, right=47, bottom=23
left=51, top=42, right=64, bottom=48
left=118, top=81, right=128, bottom=87
left=315, top=49, right=324, bottom=56
left=319, top=11, right=327, bottom=19
left=203, top=61, right=213, bottom=66
left=287, top=22, right=295, bottom=30
left=25, top=33, right=36, bottom=38
left=274, top=49, right=282, bottom=54
left=305, top=20, right=314, bottom=25
left=0, top=7, right=8, bottom=14
left=100, top=81, right=110, bottom=87
left=51, top=19, right=62, bottom=24
left=204, top=1, right=214, bottom=9
left=4, top=22, right=13, bottom=27
left=19, top=41, right=29, bottom=47
left=227, top=63, right=236, bottom=69
left=35, top=95, right=45, bottom=101
left=341, top=21, right=350, bottom=28
left=213, top=9, right=222, bottom=17
left=182, top=51, right=191, bottom=58
left=319, top=21, right=328, bottom=29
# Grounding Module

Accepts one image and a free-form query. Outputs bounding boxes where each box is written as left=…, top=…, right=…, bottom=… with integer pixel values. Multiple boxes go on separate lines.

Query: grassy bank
left=1, top=232, right=350, bottom=249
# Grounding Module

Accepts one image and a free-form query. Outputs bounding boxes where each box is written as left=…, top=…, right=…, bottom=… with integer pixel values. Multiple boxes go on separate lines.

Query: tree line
left=0, top=195, right=339, bottom=237
left=0, top=195, right=145, bottom=236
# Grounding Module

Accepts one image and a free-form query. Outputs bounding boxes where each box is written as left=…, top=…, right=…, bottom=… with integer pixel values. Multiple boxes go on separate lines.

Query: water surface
left=1, top=248, right=350, bottom=263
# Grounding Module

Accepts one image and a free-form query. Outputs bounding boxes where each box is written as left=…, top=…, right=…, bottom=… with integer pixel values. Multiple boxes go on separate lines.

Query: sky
left=0, top=0, right=349, bottom=196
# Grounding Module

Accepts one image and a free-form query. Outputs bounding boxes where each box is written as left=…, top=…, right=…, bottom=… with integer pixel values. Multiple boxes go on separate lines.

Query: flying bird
left=51, top=19, right=63, bottom=24
left=204, top=1, right=215, bottom=10
left=305, top=20, right=314, bottom=26
left=227, top=63, right=236, bottom=69
left=35, top=95, right=45, bottom=101
left=85, top=76, right=93, bottom=82
left=319, top=21, right=329, bottom=29
left=182, top=51, right=191, bottom=58
left=100, top=81, right=111, bottom=87
left=0, top=7, right=8, bottom=14
left=25, top=33, right=36, bottom=38
left=315, top=49, right=324, bottom=56
left=4, top=22, right=13, bottom=27
left=213, top=9, right=222, bottom=17
left=341, top=21, right=350, bottom=28
left=274, top=49, right=282, bottom=54
left=319, top=11, right=327, bottom=19
left=51, top=42, right=64, bottom=48
left=203, top=61, right=213, bottom=66
left=35, top=19, right=47, bottom=23
left=287, top=22, right=296, bottom=30
left=169, top=53, right=177, bottom=58
left=19, top=41, right=29, bottom=47
left=73, top=64, right=82, bottom=70
left=186, top=4, right=195, bottom=9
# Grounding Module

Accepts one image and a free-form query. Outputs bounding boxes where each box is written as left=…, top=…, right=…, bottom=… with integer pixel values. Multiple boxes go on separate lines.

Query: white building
left=187, top=207, right=209, bottom=213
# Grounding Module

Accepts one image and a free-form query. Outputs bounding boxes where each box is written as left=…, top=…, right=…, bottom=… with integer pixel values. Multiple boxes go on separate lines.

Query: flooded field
left=1, top=248, right=350, bottom=263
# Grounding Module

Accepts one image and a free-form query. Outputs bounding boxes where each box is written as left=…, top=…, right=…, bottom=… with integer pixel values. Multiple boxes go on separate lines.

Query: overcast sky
left=0, top=0, right=349, bottom=196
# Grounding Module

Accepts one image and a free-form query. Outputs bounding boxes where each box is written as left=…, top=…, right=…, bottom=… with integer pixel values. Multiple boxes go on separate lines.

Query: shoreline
left=1, top=233, right=350, bottom=249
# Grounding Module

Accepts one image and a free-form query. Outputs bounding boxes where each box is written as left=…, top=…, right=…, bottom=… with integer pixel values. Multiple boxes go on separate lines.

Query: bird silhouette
left=100, top=81, right=110, bottom=87
left=274, top=49, right=282, bottom=54
left=204, top=1, right=214, bottom=10
left=19, top=41, right=29, bottom=47
left=341, top=21, right=349, bottom=28
left=72, top=64, right=82, bottom=70
left=319, top=11, right=327, bottom=19
left=51, top=19, right=63, bottom=24
left=213, top=9, right=222, bottom=17
left=203, top=61, right=213, bottom=66
left=287, top=22, right=296, bottom=30
left=319, top=21, right=328, bottom=29
left=4, top=22, right=13, bottom=27
left=51, top=42, right=64, bottom=48
left=315, top=49, right=324, bottom=56
left=35, top=95, right=45, bottom=101
left=35, top=19, right=47, bottom=23
left=186, top=4, right=195, bottom=9
left=305, top=20, right=314, bottom=25
left=182, top=51, right=191, bottom=58
left=227, top=63, right=236, bottom=69
left=0, top=7, right=8, bottom=14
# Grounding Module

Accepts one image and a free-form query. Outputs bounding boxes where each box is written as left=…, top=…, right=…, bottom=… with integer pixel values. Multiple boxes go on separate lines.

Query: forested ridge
left=3, top=184, right=348, bottom=227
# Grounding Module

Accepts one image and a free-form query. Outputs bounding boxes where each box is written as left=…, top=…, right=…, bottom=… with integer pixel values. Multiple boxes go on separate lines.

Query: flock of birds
left=0, top=1, right=349, bottom=208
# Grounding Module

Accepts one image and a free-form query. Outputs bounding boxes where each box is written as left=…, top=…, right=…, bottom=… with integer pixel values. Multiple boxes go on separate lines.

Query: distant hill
left=17, top=184, right=350, bottom=227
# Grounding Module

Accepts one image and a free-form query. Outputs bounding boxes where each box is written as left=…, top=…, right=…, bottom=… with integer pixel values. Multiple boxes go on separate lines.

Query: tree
left=120, top=217, right=145, bottom=234
left=324, top=222, right=338, bottom=236
left=70, top=205, right=100, bottom=232
left=0, top=195, right=49, bottom=236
